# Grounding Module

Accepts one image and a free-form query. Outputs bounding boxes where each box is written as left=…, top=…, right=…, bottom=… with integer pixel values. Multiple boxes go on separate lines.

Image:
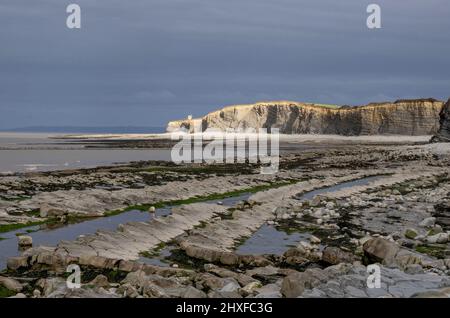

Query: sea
left=0, top=127, right=171, bottom=173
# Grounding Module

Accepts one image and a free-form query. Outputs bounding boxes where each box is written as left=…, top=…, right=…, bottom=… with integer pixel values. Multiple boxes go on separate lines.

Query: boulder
left=7, top=256, right=29, bottom=271
left=281, top=268, right=328, bottom=298
left=208, top=290, right=242, bottom=298
left=37, top=277, right=67, bottom=297
left=203, top=264, right=257, bottom=286
left=0, top=276, right=23, bottom=292
left=181, top=286, right=207, bottom=298
left=89, top=274, right=110, bottom=288
left=254, top=283, right=282, bottom=298
left=419, top=217, right=436, bottom=228
left=322, top=247, right=356, bottom=265
left=218, top=280, right=240, bottom=293
left=194, top=273, right=228, bottom=291
left=246, top=266, right=280, bottom=281
left=18, top=235, right=33, bottom=247
left=404, top=228, right=418, bottom=240
left=116, top=283, right=139, bottom=298
left=426, top=232, right=448, bottom=244
left=363, top=238, right=400, bottom=266
left=240, top=281, right=263, bottom=297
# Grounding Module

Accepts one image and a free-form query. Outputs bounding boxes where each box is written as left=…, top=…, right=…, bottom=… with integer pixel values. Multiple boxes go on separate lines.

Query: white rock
left=427, top=233, right=448, bottom=244
left=419, top=217, right=436, bottom=227
left=220, top=281, right=240, bottom=293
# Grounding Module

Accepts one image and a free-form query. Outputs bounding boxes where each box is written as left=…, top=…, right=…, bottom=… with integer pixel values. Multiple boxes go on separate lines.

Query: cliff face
left=432, top=99, right=450, bottom=142
left=167, top=99, right=444, bottom=136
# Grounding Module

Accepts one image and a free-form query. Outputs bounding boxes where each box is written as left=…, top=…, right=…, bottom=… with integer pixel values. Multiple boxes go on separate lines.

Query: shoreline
left=1, top=141, right=450, bottom=298
left=53, top=132, right=433, bottom=144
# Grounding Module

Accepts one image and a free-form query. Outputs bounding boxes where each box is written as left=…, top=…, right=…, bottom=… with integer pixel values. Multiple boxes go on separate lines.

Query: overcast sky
left=1, top=0, right=449, bottom=129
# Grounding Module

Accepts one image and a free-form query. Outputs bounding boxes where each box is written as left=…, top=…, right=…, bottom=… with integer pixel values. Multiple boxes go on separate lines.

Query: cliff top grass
left=215, top=100, right=343, bottom=112
left=308, top=103, right=341, bottom=109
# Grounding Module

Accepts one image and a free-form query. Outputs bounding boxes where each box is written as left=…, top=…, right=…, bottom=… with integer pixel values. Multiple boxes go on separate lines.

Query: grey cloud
left=0, top=0, right=449, bottom=128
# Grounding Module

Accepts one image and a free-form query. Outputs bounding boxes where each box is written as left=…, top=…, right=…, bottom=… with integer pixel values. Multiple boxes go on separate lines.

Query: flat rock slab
left=53, top=203, right=227, bottom=260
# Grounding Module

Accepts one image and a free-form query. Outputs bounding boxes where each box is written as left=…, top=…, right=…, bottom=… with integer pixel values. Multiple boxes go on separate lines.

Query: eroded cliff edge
left=167, top=99, right=444, bottom=136
left=432, top=99, right=450, bottom=142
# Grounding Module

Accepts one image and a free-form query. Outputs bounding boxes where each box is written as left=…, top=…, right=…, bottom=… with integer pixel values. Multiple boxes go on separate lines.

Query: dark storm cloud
left=0, top=0, right=449, bottom=128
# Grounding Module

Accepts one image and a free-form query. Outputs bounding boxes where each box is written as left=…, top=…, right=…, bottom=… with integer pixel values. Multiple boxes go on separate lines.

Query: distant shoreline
left=0, top=126, right=165, bottom=134
left=52, top=132, right=433, bottom=145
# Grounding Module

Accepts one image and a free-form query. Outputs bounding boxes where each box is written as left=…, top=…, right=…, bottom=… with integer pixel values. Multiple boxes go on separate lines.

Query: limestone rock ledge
left=167, top=99, right=444, bottom=136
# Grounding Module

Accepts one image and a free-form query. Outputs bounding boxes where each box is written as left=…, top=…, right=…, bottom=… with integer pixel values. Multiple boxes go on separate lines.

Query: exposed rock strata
left=167, top=99, right=444, bottom=136
left=432, top=99, right=450, bottom=142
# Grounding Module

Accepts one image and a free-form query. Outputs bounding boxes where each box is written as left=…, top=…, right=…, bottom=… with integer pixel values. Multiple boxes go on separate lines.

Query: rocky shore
left=1, top=141, right=450, bottom=298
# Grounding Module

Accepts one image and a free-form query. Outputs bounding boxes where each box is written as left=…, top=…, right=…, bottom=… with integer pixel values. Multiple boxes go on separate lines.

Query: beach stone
left=322, top=247, right=356, bottom=265
left=0, top=276, right=23, bottom=292
left=363, top=238, right=400, bottom=266
left=208, top=290, right=242, bottom=298
left=18, top=235, right=33, bottom=247
left=404, top=228, right=418, bottom=239
left=219, top=280, right=240, bottom=293
left=281, top=268, right=328, bottom=298
left=89, top=274, right=110, bottom=288
left=246, top=266, right=280, bottom=279
left=419, top=217, right=436, bottom=228
left=240, top=282, right=262, bottom=296
left=7, top=256, right=29, bottom=270
left=426, top=232, right=448, bottom=244
left=116, top=283, right=139, bottom=298
left=204, top=264, right=257, bottom=286
left=181, top=286, right=207, bottom=298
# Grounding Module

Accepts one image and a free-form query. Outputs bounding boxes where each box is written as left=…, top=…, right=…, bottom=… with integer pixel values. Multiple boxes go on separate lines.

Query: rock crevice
left=432, top=99, right=450, bottom=142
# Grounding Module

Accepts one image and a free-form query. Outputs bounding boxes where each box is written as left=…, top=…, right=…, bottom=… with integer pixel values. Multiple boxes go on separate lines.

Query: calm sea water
left=0, top=132, right=171, bottom=173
